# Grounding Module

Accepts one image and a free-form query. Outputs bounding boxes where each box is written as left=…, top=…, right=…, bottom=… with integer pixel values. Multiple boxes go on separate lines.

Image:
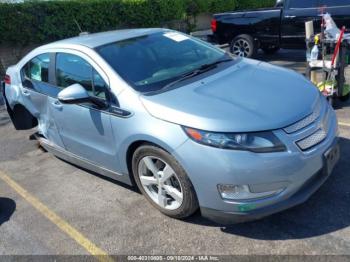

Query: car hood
left=140, top=59, right=320, bottom=132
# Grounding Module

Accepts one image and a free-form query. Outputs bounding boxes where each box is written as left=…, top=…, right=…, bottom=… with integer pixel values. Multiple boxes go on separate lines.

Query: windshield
left=96, top=31, right=229, bottom=93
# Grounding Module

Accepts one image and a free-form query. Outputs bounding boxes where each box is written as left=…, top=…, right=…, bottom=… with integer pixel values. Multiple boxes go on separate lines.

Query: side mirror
left=57, top=83, right=108, bottom=108
left=58, top=83, right=90, bottom=104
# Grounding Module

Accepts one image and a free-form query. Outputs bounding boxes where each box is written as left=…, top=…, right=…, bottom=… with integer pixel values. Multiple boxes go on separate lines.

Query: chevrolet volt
left=1, top=29, right=339, bottom=223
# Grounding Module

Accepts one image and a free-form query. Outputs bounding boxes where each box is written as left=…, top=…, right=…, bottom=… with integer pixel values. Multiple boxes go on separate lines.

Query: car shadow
left=0, top=111, right=10, bottom=127
left=334, top=98, right=350, bottom=110
left=255, top=49, right=310, bottom=75
left=0, top=198, right=16, bottom=226
left=0, top=92, right=4, bottom=106
left=256, top=49, right=307, bottom=63
left=185, top=136, right=350, bottom=240
left=57, top=157, right=139, bottom=193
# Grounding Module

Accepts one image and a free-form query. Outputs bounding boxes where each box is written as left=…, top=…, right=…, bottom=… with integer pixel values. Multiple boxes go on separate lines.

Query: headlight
left=183, top=127, right=286, bottom=153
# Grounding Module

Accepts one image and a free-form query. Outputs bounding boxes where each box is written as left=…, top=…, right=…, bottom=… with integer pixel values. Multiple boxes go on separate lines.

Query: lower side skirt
left=34, top=133, right=132, bottom=185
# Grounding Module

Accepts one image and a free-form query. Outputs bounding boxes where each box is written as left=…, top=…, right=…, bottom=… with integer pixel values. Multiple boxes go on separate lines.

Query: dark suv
left=212, top=0, right=350, bottom=57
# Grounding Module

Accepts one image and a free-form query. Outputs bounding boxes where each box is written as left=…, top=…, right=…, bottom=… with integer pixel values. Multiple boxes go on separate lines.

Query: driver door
left=50, top=51, right=119, bottom=172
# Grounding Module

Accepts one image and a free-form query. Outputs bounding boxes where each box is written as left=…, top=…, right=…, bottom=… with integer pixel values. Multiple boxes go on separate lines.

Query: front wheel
left=132, top=145, right=198, bottom=219
left=230, top=34, right=257, bottom=58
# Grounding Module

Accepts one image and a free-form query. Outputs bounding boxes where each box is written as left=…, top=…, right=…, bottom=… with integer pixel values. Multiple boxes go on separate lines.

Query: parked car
left=211, top=0, right=350, bottom=57
left=1, top=29, right=339, bottom=224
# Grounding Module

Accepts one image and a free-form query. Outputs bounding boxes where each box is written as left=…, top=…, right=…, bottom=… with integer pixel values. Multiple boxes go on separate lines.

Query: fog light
left=217, top=184, right=284, bottom=201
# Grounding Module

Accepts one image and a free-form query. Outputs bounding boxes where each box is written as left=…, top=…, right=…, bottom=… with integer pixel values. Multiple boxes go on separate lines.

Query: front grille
left=295, top=105, right=330, bottom=151
left=296, top=129, right=327, bottom=151
left=284, top=99, right=322, bottom=134
left=283, top=97, right=332, bottom=152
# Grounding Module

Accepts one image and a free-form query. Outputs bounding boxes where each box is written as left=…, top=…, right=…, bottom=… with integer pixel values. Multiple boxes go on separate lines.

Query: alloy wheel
left=138, top=156, right=183, bottom=210
left=231, top=39, right=251, bottom=57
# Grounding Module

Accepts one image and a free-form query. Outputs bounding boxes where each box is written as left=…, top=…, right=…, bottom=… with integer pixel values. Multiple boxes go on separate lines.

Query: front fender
left=113, top=115, right=189, bottom=175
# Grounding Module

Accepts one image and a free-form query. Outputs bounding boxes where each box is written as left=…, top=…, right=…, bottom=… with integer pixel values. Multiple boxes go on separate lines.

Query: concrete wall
left=195, top=13, right=212, bottom=31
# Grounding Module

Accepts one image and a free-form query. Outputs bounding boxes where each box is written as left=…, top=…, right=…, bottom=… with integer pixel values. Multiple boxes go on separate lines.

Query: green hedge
left=0, top=0, right=184, bottom=44
left=236, top=0, right=275, bottom=10
left=0, top=0, right=273, bottom=45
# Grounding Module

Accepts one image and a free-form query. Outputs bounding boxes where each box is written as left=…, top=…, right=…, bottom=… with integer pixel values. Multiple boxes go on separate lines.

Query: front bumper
left=173, top=100, right=339, bottom=224
left=200, top=158, right=334, bottom=224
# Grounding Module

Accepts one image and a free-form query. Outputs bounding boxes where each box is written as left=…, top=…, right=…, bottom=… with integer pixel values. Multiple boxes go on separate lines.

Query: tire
left=132, top=145, right=198, bottom=219
left=230, top=34, right=257, bottom=58
left=262, top=46, right=280, bottom=55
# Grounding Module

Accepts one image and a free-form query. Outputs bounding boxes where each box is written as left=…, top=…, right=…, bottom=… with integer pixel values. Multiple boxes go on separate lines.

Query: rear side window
left=23, top=53, right=50, bottom=83
left=320, top=0, right=349, bottom=7
left=288, top=0, right=319, bottom=8
left=55, top=53, right=108, bottom=100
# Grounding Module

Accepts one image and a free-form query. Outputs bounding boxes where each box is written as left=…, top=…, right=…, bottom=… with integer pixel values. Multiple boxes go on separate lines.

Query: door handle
left=285, top=15, right=296, bottom=19
left=52, top=100, right=63, bottom=109
left=22, top=89, right=30, bottom=97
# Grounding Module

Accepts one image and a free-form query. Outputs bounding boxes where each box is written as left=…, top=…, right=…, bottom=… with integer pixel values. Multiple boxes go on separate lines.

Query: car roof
left=41, top=28, right=166, bottom=49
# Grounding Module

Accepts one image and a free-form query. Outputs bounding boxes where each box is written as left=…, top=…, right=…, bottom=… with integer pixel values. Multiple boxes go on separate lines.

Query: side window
left=93, top=69, right=107, bottom=100
left=23, top=53, right=50, bottom=83
left=288, top=0, right=319, bottom=8
left=56, top=53, right=93, bottom=94
left=56, top=53, right=108, bottom=100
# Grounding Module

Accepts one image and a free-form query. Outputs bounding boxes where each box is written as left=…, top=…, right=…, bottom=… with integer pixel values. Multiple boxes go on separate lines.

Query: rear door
left=50, top=51, right=119, bottom=172
left=281, top=0, right=321, bottom=48
left=20, top=53, right=65, bottom=147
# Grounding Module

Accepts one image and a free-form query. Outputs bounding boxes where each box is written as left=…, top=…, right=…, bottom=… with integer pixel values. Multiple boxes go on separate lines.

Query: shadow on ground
left=256, top=49, right=306, bottom=63
left=186, top=137, right=350, bottom=240
left=0, top=198, right=16, bottom=226
left=0, top=111, right=10, bottom=127
left=57, top=157, right=139, bottom=193
left=0, top=93, right=3, bottom=105
left=334, top=98, right=350, bottom=110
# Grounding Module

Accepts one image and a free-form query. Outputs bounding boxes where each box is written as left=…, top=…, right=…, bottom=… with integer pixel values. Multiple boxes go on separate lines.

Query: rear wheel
left=230, top=34, right=257, bottom=58
left=132, top=145, right=198, bottom=219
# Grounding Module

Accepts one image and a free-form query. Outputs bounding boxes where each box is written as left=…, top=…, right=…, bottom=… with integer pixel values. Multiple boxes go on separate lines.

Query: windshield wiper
left=157, top=58, right=233, bottom=93
left=199, top=58, right=233, bottom=70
